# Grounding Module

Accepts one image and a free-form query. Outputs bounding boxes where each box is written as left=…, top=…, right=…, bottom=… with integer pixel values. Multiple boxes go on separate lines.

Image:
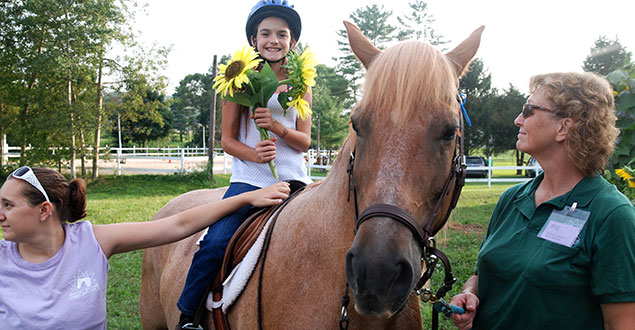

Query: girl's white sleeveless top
left=230, top=93, right=312, bottom=187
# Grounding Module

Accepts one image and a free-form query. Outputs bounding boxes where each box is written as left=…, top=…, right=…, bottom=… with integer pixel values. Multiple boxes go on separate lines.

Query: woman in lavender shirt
left=0, top=166, right=289, bottom=329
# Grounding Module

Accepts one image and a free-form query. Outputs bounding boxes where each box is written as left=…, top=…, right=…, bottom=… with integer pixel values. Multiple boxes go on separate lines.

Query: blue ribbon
left=459, top=93, right=471, bottom=127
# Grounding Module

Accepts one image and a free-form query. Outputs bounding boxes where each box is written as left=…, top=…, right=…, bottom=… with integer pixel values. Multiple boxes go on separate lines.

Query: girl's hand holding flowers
left=255, top=138, right=277, bottom=164
left=252, top=107, right=276, bottom=131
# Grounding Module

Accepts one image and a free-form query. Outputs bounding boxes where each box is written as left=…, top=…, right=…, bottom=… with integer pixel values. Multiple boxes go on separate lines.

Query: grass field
left=2, top=171, right=514, bottom=329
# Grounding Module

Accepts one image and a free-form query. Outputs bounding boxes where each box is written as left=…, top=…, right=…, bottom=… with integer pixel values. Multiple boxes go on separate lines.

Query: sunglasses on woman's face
left=521, top=104, right=557, bottom=119
left=11, top=166, right=50, bottom=203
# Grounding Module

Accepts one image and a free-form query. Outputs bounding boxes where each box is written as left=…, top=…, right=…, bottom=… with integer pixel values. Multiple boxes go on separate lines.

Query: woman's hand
left=244, top=182, right=291, bottom=207
left=253, top=107, right=276, bottom=131
left=450, top=292, right=479, bottom=330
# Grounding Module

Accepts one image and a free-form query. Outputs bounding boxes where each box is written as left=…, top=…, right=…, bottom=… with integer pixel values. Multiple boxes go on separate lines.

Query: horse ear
left=344, top=21, right=381, bottom=69
left=445, top=26, right=485, bottom=77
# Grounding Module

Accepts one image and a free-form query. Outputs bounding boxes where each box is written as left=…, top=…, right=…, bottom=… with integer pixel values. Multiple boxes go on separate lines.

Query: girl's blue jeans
left=176, top=182, right=259, bottom=316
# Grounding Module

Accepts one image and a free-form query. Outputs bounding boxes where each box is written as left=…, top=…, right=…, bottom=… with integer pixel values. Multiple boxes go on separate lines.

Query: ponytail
left=67, top=178, right=87, bottom=222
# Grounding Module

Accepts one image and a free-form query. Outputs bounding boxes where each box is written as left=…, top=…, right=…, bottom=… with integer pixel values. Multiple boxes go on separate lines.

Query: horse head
left=343, top=21, right=483, bottom=318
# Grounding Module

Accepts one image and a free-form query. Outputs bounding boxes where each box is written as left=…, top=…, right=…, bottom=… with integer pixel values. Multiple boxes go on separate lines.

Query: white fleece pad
left=196, top=228, right=208, bottom=245
left=205, top=213, right=275, bottom=313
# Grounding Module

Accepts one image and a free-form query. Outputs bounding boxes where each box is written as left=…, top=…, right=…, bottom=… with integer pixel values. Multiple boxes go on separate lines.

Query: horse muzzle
left=344, top=217, right=422, bottom=318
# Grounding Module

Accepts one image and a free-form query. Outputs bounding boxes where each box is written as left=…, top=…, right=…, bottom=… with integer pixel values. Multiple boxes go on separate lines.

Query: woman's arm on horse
left=92, top=182, right=290, bottom=258
left=601, top=302, right=635, bottom=330
left=450, top=274, right=479, bottom=330
left=252, top=88, right=312, bottom=152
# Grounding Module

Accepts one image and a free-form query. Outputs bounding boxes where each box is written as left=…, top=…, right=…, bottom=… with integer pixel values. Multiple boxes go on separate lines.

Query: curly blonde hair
left=529, top=72, right=619, bottom=176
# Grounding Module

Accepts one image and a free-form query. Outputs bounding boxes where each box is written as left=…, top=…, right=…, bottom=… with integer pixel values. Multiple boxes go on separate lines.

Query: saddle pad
left=205, top=212, right=275, bottom=313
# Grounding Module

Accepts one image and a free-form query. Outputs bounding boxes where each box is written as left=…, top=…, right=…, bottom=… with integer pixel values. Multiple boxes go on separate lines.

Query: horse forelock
left=355, top=40, right=458, bottom=125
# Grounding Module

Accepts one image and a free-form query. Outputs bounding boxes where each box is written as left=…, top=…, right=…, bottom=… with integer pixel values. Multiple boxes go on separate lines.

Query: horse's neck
left=280, top=142, right=357, bottom=249
left=312, top=145, right=355, bottom=220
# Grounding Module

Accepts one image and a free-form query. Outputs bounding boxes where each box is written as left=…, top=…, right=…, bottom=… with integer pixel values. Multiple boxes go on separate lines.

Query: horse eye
left=351, top=120, right=360, bottom=136
left=441, top=127, right=457, bottom=141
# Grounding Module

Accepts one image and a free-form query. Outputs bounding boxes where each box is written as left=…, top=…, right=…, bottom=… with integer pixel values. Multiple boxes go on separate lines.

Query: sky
left=129, top=0, right=635, bottom=95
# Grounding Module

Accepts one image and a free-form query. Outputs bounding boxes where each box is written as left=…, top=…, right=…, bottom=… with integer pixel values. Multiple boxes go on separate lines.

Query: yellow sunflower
left=213, top=45, right=261, bottom=97
left=297, top=47, right=318, bottom=87
left=616, top=168, right=635, bottom=187
left=287, top=93, right=312, bottom=120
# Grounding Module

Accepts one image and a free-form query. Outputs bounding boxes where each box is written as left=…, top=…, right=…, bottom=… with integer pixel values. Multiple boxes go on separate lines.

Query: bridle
left=340, top=99, right=467, bottom=330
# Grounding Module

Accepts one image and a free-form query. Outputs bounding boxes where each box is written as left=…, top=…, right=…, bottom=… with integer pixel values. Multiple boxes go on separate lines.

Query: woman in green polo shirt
left=450, top=72, right=635, bottom=330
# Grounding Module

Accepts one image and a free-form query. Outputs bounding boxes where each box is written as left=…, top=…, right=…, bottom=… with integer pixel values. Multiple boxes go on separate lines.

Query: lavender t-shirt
left=0, top=221, right=109, bottom=329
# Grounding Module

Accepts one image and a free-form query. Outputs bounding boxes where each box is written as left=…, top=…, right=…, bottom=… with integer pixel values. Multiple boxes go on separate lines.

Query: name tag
left=538, top=204, right=590, bottom=247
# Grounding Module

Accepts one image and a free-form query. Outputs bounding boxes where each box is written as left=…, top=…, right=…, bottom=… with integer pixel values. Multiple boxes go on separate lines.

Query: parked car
left=465, top=156, right=488, bottom=178
left=524, top=157, right=543, bottom=177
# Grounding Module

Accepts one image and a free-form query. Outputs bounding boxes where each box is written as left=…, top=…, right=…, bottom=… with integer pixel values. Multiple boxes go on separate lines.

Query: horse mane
left=354, top=40, right=458, bottom=124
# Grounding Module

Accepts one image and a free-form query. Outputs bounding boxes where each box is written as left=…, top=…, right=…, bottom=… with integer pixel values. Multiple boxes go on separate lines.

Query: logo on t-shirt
left=68, top=271, right=100, bottom=299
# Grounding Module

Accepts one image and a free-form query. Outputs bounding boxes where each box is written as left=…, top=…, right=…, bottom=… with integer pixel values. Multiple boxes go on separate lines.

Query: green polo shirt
left=473, top=174, right=635, bottom=330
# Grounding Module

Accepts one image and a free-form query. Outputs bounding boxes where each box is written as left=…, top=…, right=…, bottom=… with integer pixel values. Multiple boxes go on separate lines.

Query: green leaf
left=278, top=92, right=291, bottom=110
left=607, top=70, right=628, bottom=85
left=223, top=92, right=255, bottom=108
left=616, top=92, right=635, bottom=111
left=615, top=144, right=630, bottom=156
left=254, top=62, right=280, bottom=108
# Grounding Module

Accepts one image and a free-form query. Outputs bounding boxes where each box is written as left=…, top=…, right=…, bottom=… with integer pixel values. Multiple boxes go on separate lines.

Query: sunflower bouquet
left=213, top=45, right=318, bottom=180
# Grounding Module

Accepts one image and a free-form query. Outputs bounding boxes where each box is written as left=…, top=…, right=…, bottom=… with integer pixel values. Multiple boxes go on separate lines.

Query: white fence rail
left=3, top=146, right=541, bottom=187
left=108, top=147, right=229, bottom=175
left=305, top=156, right=543, bottom=186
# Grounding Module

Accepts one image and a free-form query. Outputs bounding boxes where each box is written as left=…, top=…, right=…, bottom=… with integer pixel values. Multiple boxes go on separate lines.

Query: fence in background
left=2, top=147, right=541, bottom=186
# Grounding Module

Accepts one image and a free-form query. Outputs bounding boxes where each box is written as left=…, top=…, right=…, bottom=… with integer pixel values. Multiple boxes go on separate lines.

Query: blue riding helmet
left=246, top=0, right=301, bottom=46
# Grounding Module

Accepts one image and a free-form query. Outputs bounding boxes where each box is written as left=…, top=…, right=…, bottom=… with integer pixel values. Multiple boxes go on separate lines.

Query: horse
left=140, top=21, right=483, bottom=330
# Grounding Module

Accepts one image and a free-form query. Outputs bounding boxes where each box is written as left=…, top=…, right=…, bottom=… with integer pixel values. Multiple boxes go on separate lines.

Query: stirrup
left=181, top=323, right=203, bottom=330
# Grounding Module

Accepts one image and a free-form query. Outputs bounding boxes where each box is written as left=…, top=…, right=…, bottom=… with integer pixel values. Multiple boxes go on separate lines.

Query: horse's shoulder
left=152, top=186, right=229, bottom=220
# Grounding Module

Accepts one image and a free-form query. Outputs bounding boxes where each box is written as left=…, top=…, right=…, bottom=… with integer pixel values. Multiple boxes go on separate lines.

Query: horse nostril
left=345, top=248, right=359, bottom=292
left=393, top=260, right=414, bottom=293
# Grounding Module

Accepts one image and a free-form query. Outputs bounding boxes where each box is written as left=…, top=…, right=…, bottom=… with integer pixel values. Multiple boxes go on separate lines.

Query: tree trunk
left=0, top=122, right=4, bottom=169
left=0, top=104, right=4, bottom=168
left=64, top=2, right=76, bottom=179
left=79, top=125, right=86, bottom=177
left=316, top=114, right=321, bottom=159
left=209, top=55, right=218, bottom=178
left=19, top=103, right=30, bottom=166
left=68, top=78, right=76, bottom=179
left=515, top=150, right=525, bottom=175
left=92, top=51, right=104, bottom=179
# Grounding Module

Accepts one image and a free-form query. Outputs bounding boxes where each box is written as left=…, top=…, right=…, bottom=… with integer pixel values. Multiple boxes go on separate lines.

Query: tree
left=171, top=73, right=214, bottom=142
left=486, top=85, right=527, bottom=172
left=315, top=64, right=352, bottom=109
left=334, top=4, right=396, bottom=104
left=311, top=85, right=349, bottom=153
left=0, top=0, right=142, bottom=178
left=310, top=64, right=350, bottom=156
left=459, top=58, right=494, bottom=156
left=396, top=0, right=448, bottom=47
left=89, top=0, right=132, bottom=178
left=114, top=81, right=172, bottom=146
left=583, top=36, right=632, bottom=76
